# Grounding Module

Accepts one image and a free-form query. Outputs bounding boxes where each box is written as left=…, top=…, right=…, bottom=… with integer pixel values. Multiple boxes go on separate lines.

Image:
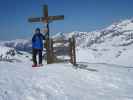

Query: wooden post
left=69, top=38, right=73, bottom=64
left=50, top=38, right=54, bottom=63
left=68, top=37, right=76, bottom=66
left=72, top=37, right=76, bottom=66
left=45, top=23, right=52, bottom=64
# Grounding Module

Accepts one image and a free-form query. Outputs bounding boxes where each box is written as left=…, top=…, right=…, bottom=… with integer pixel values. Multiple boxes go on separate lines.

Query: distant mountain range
left=1, top=18, right=133, bottom=66
left=0, top=39, right=32, bottom=53
left=1, top=19, right=133, bottom=49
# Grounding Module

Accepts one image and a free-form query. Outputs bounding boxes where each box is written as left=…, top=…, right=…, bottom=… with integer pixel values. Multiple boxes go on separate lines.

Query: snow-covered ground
left=76, top=46, right=133, bottom=67
left=0, top=60, right=133, bottom=100
left=0, top=46, right=133, bottom=100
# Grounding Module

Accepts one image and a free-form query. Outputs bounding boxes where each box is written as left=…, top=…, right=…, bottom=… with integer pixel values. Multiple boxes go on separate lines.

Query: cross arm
left=28, top=17, right=44, bottom=22
left=48, top=15, right=64, bottom=21
left=28, top=15, right=64, bottom=23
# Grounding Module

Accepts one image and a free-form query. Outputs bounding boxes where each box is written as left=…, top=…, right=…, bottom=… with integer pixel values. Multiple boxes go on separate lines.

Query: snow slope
left=0, top=61, right=133, bottom=100
left=0, top=45, right=31, bottom=62
left=0, top=46, right=15, bottom=57
left=70, top=19, right=133, bottom=66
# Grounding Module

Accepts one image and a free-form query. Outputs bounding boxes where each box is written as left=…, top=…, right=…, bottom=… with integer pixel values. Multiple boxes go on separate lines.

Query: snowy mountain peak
left=0, top=39, right=32, bottom=52
left=104, top=19, right=133, bottom=32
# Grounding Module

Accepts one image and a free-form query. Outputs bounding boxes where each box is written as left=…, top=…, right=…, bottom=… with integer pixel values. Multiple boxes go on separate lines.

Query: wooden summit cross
left=28, top=5, right=76, bottom=65
left=28, top=4, right=64, bottom=64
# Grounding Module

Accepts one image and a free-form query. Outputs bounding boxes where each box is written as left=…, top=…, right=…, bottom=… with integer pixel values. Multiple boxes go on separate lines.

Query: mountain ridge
left=0, top=18, right=133, bottom=66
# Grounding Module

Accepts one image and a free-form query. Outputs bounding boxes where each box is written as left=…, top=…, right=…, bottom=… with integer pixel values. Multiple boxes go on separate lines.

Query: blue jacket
left=32, top=33, right=45, bottom=49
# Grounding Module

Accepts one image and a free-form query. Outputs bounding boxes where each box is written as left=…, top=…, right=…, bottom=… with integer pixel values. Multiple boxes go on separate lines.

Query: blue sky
left=0, top=0, right=133, bottom=40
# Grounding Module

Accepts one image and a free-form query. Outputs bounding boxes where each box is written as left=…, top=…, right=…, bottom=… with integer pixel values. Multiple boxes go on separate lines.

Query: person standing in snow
left=32, top=28, right=46, bottom=67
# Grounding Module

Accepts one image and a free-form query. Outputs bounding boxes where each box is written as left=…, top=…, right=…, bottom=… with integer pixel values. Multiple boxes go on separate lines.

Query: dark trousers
left=32, top=48, right=43, bottom=65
